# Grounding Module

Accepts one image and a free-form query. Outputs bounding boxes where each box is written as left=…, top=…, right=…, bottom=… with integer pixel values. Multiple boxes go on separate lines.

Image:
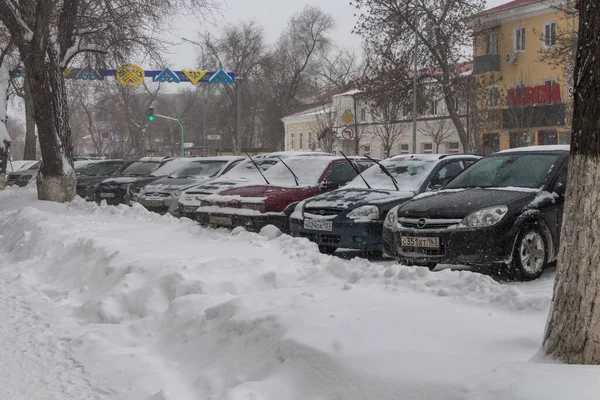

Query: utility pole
left=236, top=75, right=242, bottom=155
left=412, top=7, right=419, bottom=154
left=182, top=37, right=207, bottom=156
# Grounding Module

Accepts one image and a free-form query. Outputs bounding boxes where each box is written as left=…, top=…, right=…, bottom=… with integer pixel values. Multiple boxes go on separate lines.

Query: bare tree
left=353, top=0, right=485, bottom=153
left=307, top=103, right=338, bottom=153
left=538, top=0, right=578, bottom=68
left=0, top=0, right=216, bottom=202
left=371, top=101, right=406, bottom=157
left=418, top=118, right=454, bottom=153
left=543, top=0, right=600, bottom=364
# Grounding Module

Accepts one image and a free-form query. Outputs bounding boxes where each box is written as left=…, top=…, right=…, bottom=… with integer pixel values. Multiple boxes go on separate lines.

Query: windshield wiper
left=244, top=151, right=270, bottom=185
left=276, top=156, right=299, bottom=186
left=340, top=151, right=371, bottom=189
left=364, top=155, right=400, bottom=191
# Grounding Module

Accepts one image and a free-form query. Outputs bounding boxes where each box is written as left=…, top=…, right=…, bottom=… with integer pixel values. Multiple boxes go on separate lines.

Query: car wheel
left=510, top=224, right=548, bottom=281
left=318, top=245, right=337, bottom=254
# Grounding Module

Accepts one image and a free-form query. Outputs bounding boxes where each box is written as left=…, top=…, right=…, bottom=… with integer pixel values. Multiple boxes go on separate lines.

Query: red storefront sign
left=507, top=84, right=562, bottom=107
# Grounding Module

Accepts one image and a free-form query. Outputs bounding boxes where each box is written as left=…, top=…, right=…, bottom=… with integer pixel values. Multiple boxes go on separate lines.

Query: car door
left=426, top=160, right=466, bottom=191
left=321, top=162, right=359, bottom=191
left=549, top=160, right=569, bottom=243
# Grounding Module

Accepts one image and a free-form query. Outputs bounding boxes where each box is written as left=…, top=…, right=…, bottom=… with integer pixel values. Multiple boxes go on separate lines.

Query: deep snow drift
left=0, top=185, right=599, bottom=399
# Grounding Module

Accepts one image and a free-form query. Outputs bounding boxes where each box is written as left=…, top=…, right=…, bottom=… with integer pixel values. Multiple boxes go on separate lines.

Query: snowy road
left=1, top=186, right=599, bottom=400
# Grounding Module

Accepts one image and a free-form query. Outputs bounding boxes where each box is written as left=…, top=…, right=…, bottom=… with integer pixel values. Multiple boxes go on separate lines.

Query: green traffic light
left=148, top=115, right=154, bottom=121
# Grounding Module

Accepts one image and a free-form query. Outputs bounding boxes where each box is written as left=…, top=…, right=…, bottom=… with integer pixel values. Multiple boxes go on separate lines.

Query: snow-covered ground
left=1, top=185, right=600, bottom=400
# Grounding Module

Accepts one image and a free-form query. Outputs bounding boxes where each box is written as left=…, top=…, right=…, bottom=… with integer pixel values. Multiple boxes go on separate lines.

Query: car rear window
left=121, top=161, right=161, bottom=176
left=80, top=161, right=124, bottom=176
left=169, top=161, right=227, bottom=179
left=445, top=153, right=561, bottom=189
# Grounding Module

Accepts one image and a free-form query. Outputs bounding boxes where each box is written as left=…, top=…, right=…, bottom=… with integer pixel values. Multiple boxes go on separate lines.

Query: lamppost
left=181, top=37, right=207, bottom=156
left=412, top=8, right=419, bottom=154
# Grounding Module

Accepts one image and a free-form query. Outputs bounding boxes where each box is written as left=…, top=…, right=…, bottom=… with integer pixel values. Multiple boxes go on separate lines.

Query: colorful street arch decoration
left=14, top=64, right=236, bottom=87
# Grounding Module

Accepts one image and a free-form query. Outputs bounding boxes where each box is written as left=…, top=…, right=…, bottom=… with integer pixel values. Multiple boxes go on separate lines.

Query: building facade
left=282, top=88, right=467, bottom=159
left=473, top=0, right=576, bottom=154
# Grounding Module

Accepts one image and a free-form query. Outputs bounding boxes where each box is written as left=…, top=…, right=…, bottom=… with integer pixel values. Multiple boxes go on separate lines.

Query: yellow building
left=473, top=0, right=576, bottom=154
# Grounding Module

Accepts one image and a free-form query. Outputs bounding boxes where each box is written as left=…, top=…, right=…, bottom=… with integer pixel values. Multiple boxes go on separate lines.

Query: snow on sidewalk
left=1, top=186, right=600, bottom=399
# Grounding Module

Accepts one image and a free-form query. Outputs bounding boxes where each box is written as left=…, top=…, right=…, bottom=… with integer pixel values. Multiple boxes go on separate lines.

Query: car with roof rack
left=136, top=156, right=245, bottom=214
left=176, top=151, right=332, bottom=219
left=194, top=155, right=375, bottom=233
left=290, top=154, right=480, bottom=254
left=382, top=145, right=570, bottom=280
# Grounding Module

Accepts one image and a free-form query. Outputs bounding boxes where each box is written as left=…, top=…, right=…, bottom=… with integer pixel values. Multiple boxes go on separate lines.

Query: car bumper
left=95, top=188, right=128, bottom=205
left=382, top=223, right=515, bottom=266
left=138, top=195, right=178, bottom=215
left=7, top=179, right=30, bottom=187
left=290, top=218, right=384, bottom=250
left=196, top=209, right=289, bottom=233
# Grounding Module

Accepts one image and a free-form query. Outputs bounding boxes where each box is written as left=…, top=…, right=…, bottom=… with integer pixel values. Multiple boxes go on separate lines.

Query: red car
left=194, top=155, right=375, bottom=232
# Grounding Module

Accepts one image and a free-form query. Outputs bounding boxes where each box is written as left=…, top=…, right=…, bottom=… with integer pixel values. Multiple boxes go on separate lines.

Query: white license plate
left=304, top=219, right=333, bottom=231
left=209, top=215, right=232, bottom=227
left=144, top=199, right=164, bottom=207
left=100, top=192, right=115, bottom=198
left=400, top=236, right=440, bottom=249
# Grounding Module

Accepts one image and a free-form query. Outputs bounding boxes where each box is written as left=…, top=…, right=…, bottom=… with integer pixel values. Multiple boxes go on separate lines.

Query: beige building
left=282, top=87, right=468, bottom=159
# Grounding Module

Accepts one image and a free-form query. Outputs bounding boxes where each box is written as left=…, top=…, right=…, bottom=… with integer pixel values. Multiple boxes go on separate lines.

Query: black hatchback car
left=382, top=145, right=570, bottom=280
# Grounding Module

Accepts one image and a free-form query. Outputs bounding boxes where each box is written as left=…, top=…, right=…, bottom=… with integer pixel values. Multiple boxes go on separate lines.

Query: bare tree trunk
left=27, top=47, right=75, bottom=202
left=543, top=0, right=600, bottom=364
left=23, top=76, right=37, bottom=160
left=0, top=60, right=11, bottom=189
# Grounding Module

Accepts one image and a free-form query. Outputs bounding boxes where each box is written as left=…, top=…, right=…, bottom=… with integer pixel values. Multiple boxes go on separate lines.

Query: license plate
left=400, top=236, right=440, bottom=248
left=100, top=192, right=115, bottom=198
left=144, top=199, right=164, bottom=207
left=209, top=215, right=232, bottom=227
left=304, top=219, right=333, bottom=231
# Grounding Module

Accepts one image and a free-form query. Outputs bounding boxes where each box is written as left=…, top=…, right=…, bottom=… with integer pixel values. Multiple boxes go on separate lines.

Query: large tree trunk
left=22, top=76, right=37, bottom=160
left=0, top=60, right=11, bottom=190
left=543, top=0, right=600, bottom=364
left=26, top=46, right=75, bottom=202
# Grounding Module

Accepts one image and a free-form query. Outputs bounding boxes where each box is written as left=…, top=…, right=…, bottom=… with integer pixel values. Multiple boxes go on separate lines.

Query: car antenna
left=276, top=156, right=299, bottom=186
left=340, top=151, right=371, bottom=189
left=363, top=154, right=400, bottom=191
left=244, top=151, right=270, bottom=185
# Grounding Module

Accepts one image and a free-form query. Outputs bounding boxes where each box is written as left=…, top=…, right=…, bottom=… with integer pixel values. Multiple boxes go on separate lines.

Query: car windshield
left=121, top=161, right=161, bottom=176
left=81, top=161, right=124, bottom=176
left=263, top=157, right=332, bottom=186
left=221, top=158, right=277, bottom=180
left=346, top=157, right=438, bottom=191
left=445, top=153, right=561, bottom=189
left=169, top=161, right=227, bottom=179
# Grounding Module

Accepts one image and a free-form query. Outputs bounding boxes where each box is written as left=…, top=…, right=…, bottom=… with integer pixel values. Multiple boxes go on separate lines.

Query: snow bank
left=0, top=188, right=592, bottom=400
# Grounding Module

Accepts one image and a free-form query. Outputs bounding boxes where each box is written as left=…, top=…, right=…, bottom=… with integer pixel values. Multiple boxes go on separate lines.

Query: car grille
left=144, top=192, right=171, bottom=198
left=303, top=207, right=344, bottom=218
left=398, top=246, right=445, bottom=256
left=297, top=231, right=341, bottom=245
left=399, top=217, right=462, bottom=230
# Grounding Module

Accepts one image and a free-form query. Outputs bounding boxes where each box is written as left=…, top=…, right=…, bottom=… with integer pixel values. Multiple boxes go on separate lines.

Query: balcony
left=473, top=54, right=501, bottom=74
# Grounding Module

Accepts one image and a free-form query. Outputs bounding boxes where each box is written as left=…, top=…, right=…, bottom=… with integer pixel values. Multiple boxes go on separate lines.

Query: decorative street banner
left=15, top=64, right=236, bottom=86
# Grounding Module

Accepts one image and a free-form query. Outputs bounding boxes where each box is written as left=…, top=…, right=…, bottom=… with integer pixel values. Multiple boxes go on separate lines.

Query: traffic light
left=148, top=106, right=154, bottom=121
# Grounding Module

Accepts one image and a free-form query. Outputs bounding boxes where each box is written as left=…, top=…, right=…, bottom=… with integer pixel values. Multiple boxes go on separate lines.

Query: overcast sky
left=167, top=0, right=509, bottom=69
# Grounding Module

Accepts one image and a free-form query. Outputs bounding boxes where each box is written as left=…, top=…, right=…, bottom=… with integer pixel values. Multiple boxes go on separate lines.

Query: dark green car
left=289, top=154, right=481, bottom=254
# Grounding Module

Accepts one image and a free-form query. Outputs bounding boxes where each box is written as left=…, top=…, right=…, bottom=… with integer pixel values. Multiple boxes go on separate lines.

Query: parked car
left=95, top=157, right=176, bottom=205
left=6, top=160, right=38, bottom=173
left=6, top=161, right=40, bottom=187
left=382, top=145, right=570, bottom=280
left=176, top=151, right=332, bottom=219
left=194, top=155, right=375, bottom=233
left=137, top=156, right=245, bottom=214
left=290, top=154, right=481, bottom=254
left=76, top=160, right=134, bottom=201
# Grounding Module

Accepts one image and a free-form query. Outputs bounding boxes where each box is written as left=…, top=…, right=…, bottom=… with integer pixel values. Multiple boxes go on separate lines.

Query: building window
left=361, top=108, right=367, bottom=121
left=543, top=78, right=555, bottom=87
left=290, top=133, right=295, bottom=150
left=299, top=131, right=303, bottom=150
left=307, top=131, right=312, bottom=150
left=430, top=99, right=438, bottom=115
left=514, top=27, right=526, bottom=52
left=486, top=86, right=500, bottom=108
left=399, top=143, right=410, bottom=154
left=509, top=131, right=529, bottom=148
left=422, top=142, right=433, bottom=154
left=543, top=21, right=556, bottom=47
left=446, top=142, right=460, bottom=154
left=482, top=133, right=500, bottom=155
left=487, top=31, right=498, bottom=54
left=538, top=130, right=558, bottom=145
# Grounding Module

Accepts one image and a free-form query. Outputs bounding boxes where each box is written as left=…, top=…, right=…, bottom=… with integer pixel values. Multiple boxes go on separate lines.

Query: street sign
left=184, top=142, right=194, bottom=148
left=341, top=127, right=355, bottom=140
left=342, top=112, right=354, bottom=124
left=207, top=135, right=221, bottom=140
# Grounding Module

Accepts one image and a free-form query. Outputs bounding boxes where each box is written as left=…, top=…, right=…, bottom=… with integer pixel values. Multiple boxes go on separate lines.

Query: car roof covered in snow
left=196, top=156, right=246, bottom=162
left=498, top=145, right=570, bottom=154
left=390, top=154, right=481, bottom=161
left=137, top=156, right=172, bottom=162
left=263, top=151, right=332, bottom=158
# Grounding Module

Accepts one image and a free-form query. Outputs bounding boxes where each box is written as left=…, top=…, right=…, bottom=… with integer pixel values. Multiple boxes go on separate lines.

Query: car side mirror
left=320, top=181, right=339, bottom=190
left=554, top=182, right=566, bottom=197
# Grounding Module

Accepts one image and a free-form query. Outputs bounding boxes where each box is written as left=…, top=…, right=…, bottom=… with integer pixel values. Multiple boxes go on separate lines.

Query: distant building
left=472, top=0, right=576, bottom=154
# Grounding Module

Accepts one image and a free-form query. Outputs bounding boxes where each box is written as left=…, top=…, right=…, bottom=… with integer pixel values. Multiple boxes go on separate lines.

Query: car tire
left=318, top=245, right=337, bottom=254
left=509, top=223, right=549, bottom=281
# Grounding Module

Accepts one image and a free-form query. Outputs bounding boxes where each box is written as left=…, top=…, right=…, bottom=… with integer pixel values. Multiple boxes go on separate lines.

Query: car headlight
left=291, top=200, right=306, bottom=220
left=457, top=206, right=508, bottom=229
left=384, top=206, right=399, bottom=227
left=347, top=205, right=380, bottom=221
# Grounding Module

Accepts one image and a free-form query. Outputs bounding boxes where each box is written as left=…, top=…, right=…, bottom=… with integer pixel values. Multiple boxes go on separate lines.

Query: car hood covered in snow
left=304, top=188, right=416, bottom=211
left=142, top=176, right=214, bottom=193
left=398, top=187, right=544, bottom=219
